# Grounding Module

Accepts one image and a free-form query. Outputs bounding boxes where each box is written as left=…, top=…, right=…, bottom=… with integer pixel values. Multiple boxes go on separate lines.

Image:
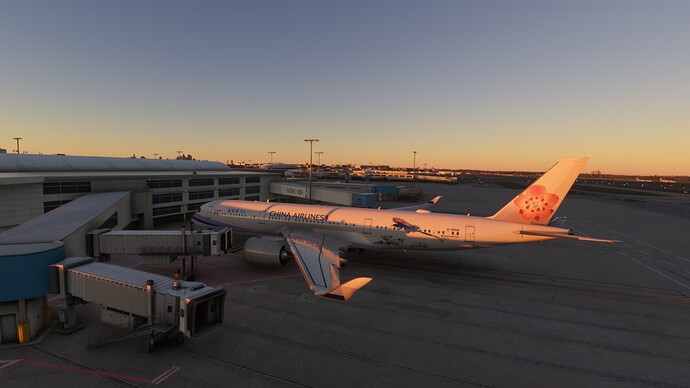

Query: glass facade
left=189, top=190, right=214, bottom=200
left=219, top=188, right=240, bottom=197
left=189, top=178, right=214, bottom=187
left=147, top=179, right=182, bottom=188
left=152, top=192, right=183, bottom=204
left=153, top=205, right=182, bottom=216
left=187, top=202, right=206, bottom=212
left=218, top=177, right=240, bottom=185
left=43, top=181, right=91, bottom=195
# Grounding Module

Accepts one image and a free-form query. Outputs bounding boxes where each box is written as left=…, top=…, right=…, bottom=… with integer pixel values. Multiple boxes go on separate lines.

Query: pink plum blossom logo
left=514, top=185, right=559, bottom=222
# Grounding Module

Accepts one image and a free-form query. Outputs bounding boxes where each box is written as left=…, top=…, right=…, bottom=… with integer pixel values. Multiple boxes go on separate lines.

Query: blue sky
left=1, top=1, right=689, bottom=174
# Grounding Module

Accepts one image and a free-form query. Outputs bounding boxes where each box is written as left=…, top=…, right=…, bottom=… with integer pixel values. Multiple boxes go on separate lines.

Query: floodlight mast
left=13, top=137, right=22, bottom=154
left=304, top=139, right=319, bottom=202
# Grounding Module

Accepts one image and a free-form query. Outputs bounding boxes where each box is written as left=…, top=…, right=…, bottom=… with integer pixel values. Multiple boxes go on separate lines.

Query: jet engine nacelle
left=243, top=236, right=292, bottom=266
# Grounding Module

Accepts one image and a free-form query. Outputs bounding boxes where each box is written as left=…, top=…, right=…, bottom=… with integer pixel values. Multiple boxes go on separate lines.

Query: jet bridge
left=91, top=227, right=232, bottom=259
left=89, top=227, right=232, bottom=280
left=49, top=257, right=226, bottom=351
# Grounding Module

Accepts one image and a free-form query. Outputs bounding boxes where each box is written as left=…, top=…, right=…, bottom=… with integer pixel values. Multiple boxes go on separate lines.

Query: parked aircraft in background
left=193, top=157, right=614, bottom=301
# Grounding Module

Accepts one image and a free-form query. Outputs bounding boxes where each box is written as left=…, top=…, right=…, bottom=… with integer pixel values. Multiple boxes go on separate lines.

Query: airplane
left=193, top=157, right=615, bottom=301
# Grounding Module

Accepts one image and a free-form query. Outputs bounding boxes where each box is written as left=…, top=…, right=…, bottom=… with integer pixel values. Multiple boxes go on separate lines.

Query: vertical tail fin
left=489, top=157, right=588, bottom=225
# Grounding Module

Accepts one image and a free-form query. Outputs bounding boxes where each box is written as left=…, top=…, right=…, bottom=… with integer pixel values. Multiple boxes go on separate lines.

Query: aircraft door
left=465, top=226, right=475, bottom=242
left=363, top=218, right=372, bottom=234
left=259, top=211, right=266, bottom=224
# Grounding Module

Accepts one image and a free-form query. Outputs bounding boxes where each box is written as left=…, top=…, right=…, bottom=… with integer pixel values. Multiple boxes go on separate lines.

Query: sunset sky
left=1, top=1, right=689, bottom=175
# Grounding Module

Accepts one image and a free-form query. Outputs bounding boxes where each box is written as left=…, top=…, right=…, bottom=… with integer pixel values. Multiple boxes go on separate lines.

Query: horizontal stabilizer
left=321, top=277, right=373, bottom=301
left=519, top=230, right=617, bottom=243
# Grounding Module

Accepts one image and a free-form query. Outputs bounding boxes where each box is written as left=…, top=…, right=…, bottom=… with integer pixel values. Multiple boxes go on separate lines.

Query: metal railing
left=84, top=313, right=161, bottom=348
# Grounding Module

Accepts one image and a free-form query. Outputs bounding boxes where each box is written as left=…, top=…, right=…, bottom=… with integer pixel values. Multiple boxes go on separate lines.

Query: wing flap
left=283, top=229, right=371, bottom=300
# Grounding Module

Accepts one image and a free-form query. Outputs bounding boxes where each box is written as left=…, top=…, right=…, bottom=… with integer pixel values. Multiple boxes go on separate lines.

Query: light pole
left=412, top=151, right=417, bottom=192
left=315, top=151, right=324, bottom=167
left=176, top=150, right=183, bottom=159
left=268, top=151, right=276, bottom=163
left=13, top=137, right=22, bottom=154
left=153, top=153, right=159, bottom=159
left=304, top=139, right=319, bottom=201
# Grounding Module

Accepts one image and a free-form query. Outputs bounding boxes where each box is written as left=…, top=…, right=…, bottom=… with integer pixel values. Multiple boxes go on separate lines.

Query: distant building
left=261, top=162, right=303, bottom=170
left=360, top=164, right=391, bottom=170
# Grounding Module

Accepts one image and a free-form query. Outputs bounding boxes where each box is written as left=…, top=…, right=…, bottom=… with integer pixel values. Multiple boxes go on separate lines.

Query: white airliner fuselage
left=193, top=200, right=567, bottom=251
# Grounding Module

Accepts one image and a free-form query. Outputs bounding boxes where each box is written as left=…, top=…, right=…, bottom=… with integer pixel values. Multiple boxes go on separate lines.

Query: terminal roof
left=0, top=153, right=230, bottom=172
left=0, top=242, right=64, bottom=257
left=0, top=192, right=129, bottom=244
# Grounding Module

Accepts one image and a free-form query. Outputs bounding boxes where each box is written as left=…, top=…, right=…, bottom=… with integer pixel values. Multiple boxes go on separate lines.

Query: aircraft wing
left=391, top=195, right=442, bottom=212
left=519, top=230, right=617, bottom=243
left=282, top=229, right=372, bottom=301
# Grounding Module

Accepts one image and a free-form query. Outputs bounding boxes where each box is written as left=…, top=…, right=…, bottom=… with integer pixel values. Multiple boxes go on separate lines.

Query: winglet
left=392, top=195, right=443, bottom=211
left=429, top=195, right=442, bottom=204
left=321, top=277, right=372, bottom=301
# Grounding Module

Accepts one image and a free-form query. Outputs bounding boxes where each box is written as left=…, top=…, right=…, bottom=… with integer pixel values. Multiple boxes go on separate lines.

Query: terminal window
left=218, top=177, right=240, bottom=185
left=189, top=178, right=214, bottom=187
left=187, top=202, right=206, bottom=212
left=189, top=190, right=214, bottom=200
left=147, top=179, right=182, bottom=189
left=245, top=176, right=261, bottom=184
left=43, top=181, right=91, bottom=195
left=152, top=192, right=183, bottom=204
left=245, top=195, right=260, bottom=201
left=153, top=205, right=181, bottom=216
left=219, top=188, right=240, bottom=197
left=245, top=186, right=261, bottom=194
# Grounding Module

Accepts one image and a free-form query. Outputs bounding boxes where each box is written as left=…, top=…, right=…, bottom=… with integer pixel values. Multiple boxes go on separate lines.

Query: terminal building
left=0, top=154, right=280, bottom=231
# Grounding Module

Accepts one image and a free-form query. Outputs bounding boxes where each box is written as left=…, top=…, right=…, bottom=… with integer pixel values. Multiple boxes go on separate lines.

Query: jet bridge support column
left=58, top=296, right=79, bottom=334
left=146, top=280, right=154, bottom=325
left=52, top=258, right=94, bottom=334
